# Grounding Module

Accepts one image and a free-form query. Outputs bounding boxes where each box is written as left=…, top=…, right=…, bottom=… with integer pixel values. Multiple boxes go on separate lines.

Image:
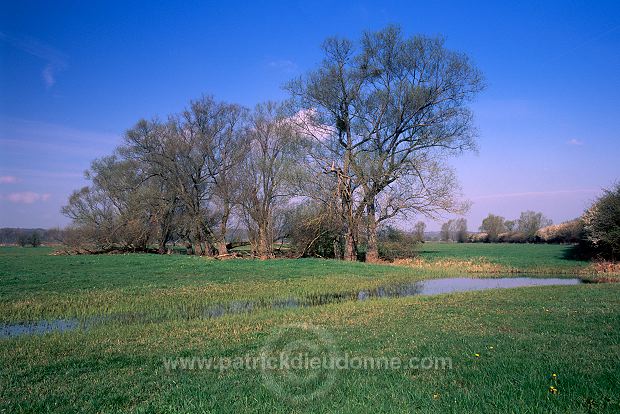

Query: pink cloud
left=4, top=192, right=51, bottom=204
left=0, top=176, right=18, bottom=184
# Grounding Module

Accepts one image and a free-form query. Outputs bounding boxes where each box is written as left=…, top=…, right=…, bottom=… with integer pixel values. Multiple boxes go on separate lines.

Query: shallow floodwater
left=0, top=319, right=79, bottom=338
left=412, top=277, right=581, bottom=296
left=0, top=277, right=582, bottom=338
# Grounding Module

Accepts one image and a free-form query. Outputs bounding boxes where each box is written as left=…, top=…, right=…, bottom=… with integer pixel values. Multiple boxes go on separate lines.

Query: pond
left=0, top=277, right=582, bottom=338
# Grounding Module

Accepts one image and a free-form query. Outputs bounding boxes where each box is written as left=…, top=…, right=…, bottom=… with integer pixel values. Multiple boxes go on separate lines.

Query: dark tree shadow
left=561, top=244, right=593, bottom=262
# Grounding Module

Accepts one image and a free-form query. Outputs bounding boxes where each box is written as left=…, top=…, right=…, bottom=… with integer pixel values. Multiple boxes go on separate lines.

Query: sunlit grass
left=416, top=242, right=590, bottom=271
left=0, top=284, right=618, bottom=413
left=0, top=245, right=600, bottom=322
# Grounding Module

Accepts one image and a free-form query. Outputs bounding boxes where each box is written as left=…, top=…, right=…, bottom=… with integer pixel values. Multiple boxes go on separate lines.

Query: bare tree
left=120, top=97, right=248, bottom=255
left=517, top=211, right=552, bottom=241
left=239, top=102, right=302, bottom=259
left=202, top=103, right=249, bottom=255
left=479, top=214, right=506, bottom=242
left=413, top=221, right=426, bottom=242
left=120, top=119, right=185, bottom=254
left=440, top=220, right=452, bottom=242
left=289, top=25, right=483, bottom=261
left=504, top=220, right=516, bottom=232
left=454, top=218, right=468, bottom=243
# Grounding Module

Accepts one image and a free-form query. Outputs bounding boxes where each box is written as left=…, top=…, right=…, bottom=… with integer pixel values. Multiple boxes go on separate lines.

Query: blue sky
left=1, top=0, right=619, bottom=230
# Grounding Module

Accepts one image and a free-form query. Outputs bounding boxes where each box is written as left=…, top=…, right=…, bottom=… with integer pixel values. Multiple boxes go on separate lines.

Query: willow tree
left=239, top=102, right=303, bottom=259
left=289, top=25, right=483, bottom=261
left=120, top=96, right=247, bottom=255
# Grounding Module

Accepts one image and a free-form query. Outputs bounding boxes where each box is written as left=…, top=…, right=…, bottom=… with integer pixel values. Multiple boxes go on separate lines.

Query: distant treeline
left=0, top=228, right=64, bottom=246
left=435, top=184, right=620, bottom=260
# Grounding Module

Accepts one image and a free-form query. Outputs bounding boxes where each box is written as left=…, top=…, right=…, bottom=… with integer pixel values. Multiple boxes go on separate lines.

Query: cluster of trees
left=440, top=218, right=468, bottom=242
left=465, top=186, right=620, bottom=260
left=62, top=26, right=484, bottom=261
left=436, top=210, right=575, bottom=244
left=475, top=211, right=553, bottom=243
left=0, top=228, right=62, bottom=247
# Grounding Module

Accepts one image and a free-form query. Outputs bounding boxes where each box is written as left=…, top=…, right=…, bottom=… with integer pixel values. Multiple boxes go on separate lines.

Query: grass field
left=1, top=245, right=618, bottom=413
left=417, top=242, right=589, bottom=270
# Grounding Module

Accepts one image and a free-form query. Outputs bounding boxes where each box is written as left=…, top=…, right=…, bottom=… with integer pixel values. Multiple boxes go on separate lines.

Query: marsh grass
left=0, top=285, right=618, bottom=413
left=0, top=245, right=596, bottom=323
left=0, top=247, right=618, bottom=412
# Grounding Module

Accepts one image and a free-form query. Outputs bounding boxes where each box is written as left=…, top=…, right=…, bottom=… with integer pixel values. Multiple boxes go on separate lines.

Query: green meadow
left=0, top=245, right=618, bottom=413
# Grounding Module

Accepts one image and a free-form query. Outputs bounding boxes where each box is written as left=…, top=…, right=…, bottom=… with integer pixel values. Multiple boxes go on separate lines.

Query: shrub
left=497, top=231, right=527, bottom=243
left=468, top=232, right=488, bottom=243
left=30, top=232, right=42, bottom=247
left=283, top=202, right=342, bottom=258
left=377, top=226, right=418, bottom=260
left=378, top=241, right=418, bottom=261
left=581, top=183, right=620, bottom=260
left=535, top=219, right=583, bottom=243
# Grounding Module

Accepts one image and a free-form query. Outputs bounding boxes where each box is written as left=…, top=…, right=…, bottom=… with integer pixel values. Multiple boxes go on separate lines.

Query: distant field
left=416, top=242, right=589, bottom=271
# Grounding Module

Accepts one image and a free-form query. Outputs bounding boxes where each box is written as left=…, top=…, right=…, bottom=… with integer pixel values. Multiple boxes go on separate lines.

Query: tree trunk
left=344, top=231, right=357, bottom=261
left=217, top=241, right=228, bottom=256
left=203, top=241, right=216, bottom=257
left=257, top=224, right=274, bottom=259
left=217, top=205, right=230, bottom=255
left=158, top=239, right=167, bottom=255
left=365, top=201, right=379, bottom=263
left=333, top=236, right=343, bottom=260
left=341, top=123, right=358, bottom=262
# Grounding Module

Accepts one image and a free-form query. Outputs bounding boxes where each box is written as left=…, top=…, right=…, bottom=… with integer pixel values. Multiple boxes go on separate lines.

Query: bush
left=283, top=202, right=342, bottom=258
left=30, top=232, right=42, bottom=247
left=581, top=183, right=620, bottom=260
left=497, top=231, right=527, bottom=243
left=535, top=219, right=583, bottom=243
left=468, top=232, right=488, bottom=243
left=377, top=241, right=418, bottom=261
left=377, top=226, right=418, bottom=261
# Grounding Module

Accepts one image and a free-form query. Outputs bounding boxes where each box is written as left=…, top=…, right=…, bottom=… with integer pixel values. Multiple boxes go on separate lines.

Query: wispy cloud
left=267, top=59, right=297, bottom=73
left=0, top=117, right=120, bottom=157
left=0, top=32, right=68, bottom=88
left=0, top=176, right=18, bottom=184
left=471, top=189, right=599, bottom=201
left=567, top=138, right=583, bottom=146
left=1, top=192, right=51, bottom=204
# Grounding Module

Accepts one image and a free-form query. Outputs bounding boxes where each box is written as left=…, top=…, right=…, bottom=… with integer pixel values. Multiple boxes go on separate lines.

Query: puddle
left=0, top=319, right=80, bottom=338
left=412, top=277, right=581, bottom=296
left=0, top=277, right=582, bottom=338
